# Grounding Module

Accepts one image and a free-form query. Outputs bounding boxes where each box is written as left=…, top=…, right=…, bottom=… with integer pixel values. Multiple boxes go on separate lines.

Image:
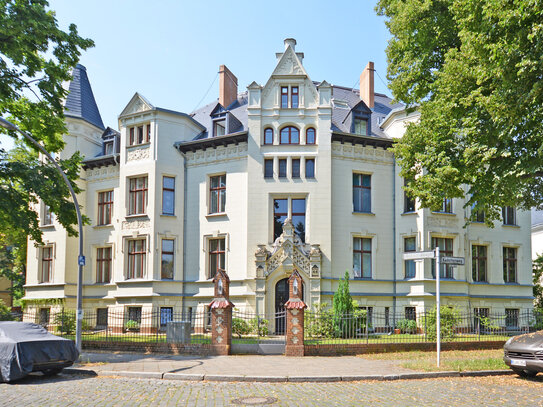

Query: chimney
left=360, top=62, right=375, bottom=109
left=284, top=38, right=297, bottom=51
left=219, top=65, right=238, bottom=108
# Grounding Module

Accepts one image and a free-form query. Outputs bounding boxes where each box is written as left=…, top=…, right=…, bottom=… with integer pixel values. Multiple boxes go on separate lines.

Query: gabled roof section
left=64, top=64, right=105, bottom=130
left=270, top=44, right=308, bottom=77
left=119, top=92, right=154, bottom=118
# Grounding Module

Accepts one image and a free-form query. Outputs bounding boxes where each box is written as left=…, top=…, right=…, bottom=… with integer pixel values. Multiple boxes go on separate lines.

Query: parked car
left=0, top=321, right=79, bottom=382
left=503, top=331, right=543, bottom=378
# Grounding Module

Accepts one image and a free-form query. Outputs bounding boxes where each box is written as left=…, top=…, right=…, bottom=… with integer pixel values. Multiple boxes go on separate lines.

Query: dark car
left=0, top=321, right=79, bottom=382
left=503, top=331, right=543, bottom=378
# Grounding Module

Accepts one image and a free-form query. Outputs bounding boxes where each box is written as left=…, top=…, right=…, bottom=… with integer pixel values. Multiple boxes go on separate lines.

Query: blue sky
left=2, top=1, right=392, bottom=148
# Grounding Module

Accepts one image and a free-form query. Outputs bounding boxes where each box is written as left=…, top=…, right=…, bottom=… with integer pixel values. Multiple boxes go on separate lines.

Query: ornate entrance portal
left=275, top=278, right=304, bottom=334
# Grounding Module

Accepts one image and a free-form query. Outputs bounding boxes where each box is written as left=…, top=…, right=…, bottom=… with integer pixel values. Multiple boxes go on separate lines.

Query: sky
left=2, top=0, right=392, bottom=148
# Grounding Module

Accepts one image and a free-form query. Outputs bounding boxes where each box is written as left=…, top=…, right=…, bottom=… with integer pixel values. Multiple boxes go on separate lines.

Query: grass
left=363, top=349, right=508, bottom=372
left=304, top=333, right=510, bottom=344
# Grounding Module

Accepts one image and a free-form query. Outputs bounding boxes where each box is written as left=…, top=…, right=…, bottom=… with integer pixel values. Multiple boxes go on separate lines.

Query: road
left=1, top=374, right=542, bottom=406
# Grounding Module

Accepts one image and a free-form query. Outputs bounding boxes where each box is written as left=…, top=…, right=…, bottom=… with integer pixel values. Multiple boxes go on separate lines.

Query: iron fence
left=231, top=309, right=286, bottom=345
left=304, top=308, right=542, bottom=345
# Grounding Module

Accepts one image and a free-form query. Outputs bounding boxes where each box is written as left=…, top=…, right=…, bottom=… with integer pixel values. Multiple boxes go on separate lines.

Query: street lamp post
left=0, top=117, right=84, bottom=352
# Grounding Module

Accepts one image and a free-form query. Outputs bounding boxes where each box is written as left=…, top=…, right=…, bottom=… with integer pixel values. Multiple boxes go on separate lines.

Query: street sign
left=440, top=256, right=465, bottom=265
left=78, top=255, right=86, bottom=266
left=402, top=250, right=435, bottom=260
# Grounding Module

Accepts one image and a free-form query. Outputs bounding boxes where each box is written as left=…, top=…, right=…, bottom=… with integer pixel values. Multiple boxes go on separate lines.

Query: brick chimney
left=219, top=65, right=238, bottom=108
left=360, top=62, right=375, bottom=109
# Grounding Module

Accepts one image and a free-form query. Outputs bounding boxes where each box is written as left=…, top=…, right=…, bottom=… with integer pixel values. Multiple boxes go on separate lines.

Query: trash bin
left=166, top=321, right=191, bottom=344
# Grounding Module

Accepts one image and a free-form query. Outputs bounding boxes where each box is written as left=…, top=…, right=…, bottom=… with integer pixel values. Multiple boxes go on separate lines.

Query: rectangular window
left=209, top=174, right=226, bottom=214
left=160, top=307, right=173, bottom=328
left=43, top=205, right=53, bottom=226
left=353, top=173, right=371, bottom=213
left=98, top=190, right=113, bottom=225
left=38, top=308, right=50, bottom=327
left=505, top=309, right=519, bottom=328
left=137, top=126, right=144, bottom=144
left=353, top=237, right=372, bottom=278
left=104, top=141, right=114, bottom=155
left=127, top=307, right=142, bottom=324
left=129, top=176, right=148, bottom=215
left=209, top=238, right=225, bottom=279
left=502, top=206, right=516, bottom=225
left=359, top=306, right=373, bottom=326
left=281, top=86, right=289, bottom=108
left=273, top=198, right=306, bottom=242
left=40, top=246, right=53, bottom=283
left=96, top=247, right=112, bottom=283
left=439, top=198, right=453, bottom=213
left=146, top=124, right=151, bottom=142
left=129, top=127, right=135, bottom=145
left=292, top=159, right=300, bottom=178
left=474, top=308, right=489, bottom=331
left=472, top=245, right=487, bottom=282
left=291, top=86, right=299, bottom=108
left=127, top=239, right=146, bottom=279
left=385, top=307, right=390, bottom=327
left=214, top=119, right=226, bottom=137
left=431, top=237, right=454, bottom=279
left=503, top=247, right=517, bottom=283
left=264, top=159, right=274, bottom=178
left=278, top=159, right=287, bottom=178
left=96, top=308, right=108, bottom=328
left=161, top=239, right=174, bottom=280
left=162, top=176, right=175, bottom=215
left=405, top=307, right=416, bottom=321
left=305, top=158, right=315, bottom=178
left=403, top=178, right=415, bottom=213
left=354, top=118, right=367, bottom=136
left=404, top=237, right=416, bottom=278
left=472, top=203, right=485, bottom=222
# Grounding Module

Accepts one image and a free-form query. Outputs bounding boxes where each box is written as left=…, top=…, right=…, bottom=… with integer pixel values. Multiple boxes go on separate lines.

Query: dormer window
left=280, top=86, right=299, bottom=109
left=214, top=119, right=226, bottom=137
left=354, top=118, right=367, bottom=136
left=104, top=141, right=114, bottom=155
left=129, top=124, right=151, bottom=146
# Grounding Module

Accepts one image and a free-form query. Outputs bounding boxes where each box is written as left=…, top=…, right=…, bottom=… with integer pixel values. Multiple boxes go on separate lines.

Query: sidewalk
left=67, top=351, right=513, bottom=382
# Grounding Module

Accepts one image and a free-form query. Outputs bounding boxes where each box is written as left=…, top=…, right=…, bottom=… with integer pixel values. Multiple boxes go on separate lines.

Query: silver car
left=503, top=331, right=543, bottom=378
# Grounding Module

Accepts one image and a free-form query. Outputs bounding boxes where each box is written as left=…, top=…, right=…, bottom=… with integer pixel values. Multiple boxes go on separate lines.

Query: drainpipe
left=181, top=150, right=188, bottom=318
left=392, top=154, right=397, bottom=329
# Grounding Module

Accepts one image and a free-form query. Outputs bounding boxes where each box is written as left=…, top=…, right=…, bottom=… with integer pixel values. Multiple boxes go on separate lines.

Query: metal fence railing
left=304, top=308, right=542, bottom=345
left=231, top=309, right=286, bottom=345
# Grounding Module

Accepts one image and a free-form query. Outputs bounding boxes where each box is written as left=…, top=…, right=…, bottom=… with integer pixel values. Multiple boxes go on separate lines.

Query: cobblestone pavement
left=1, top=374, right=543, bottom=406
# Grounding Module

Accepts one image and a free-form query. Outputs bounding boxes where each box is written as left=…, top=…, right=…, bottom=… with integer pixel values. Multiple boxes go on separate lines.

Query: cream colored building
left=25, top=39, right=533, bottom=328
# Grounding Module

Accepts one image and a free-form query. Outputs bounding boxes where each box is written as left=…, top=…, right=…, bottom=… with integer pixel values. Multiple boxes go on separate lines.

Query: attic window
left=354, top=118, right=367, bottom=136
left=332, top=99, right=349, bottom=109
left=104, top=141, right=114, bottom=155
left=214, top=119, right=226, bottom=137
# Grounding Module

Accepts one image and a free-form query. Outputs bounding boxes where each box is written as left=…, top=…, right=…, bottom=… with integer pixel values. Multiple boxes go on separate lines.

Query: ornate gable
left=119, top=92, right=154, bottom=118
left=271, top=46, right=307, bottom=77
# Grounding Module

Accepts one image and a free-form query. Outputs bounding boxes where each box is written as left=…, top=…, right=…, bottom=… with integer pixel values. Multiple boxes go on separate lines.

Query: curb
left=64, top=368, right=515, bottom=382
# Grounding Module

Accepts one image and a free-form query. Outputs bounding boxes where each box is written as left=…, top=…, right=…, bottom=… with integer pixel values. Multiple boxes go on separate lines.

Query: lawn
left=362, top=349, right=508, bottom=372
left=304, top=333, right=510, bottom=344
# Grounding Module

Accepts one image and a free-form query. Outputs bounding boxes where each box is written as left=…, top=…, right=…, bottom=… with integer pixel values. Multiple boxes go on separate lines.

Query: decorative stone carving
left=122, top=219, right=151, bottom=230
left=311, top=265, right=319, bottom=278
left=126, top=147, right=150, bottom=161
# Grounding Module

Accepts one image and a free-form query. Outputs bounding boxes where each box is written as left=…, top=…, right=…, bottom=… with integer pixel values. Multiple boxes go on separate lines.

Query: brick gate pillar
left=209, top=269, right=234, bottom=355
left=284, top=270, right=307, bottom=357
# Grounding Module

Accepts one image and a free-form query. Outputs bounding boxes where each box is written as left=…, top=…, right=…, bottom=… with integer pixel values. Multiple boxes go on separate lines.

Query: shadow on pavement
left=2, top=371, right=96, bottom=386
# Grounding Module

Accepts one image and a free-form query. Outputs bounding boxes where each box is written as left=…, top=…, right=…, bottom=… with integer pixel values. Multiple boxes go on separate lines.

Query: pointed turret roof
left=64, top=64, right=105, bottom=130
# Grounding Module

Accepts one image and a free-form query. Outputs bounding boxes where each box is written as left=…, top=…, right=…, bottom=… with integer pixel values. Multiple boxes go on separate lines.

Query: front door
left=275, top=278, right=289, bottom=334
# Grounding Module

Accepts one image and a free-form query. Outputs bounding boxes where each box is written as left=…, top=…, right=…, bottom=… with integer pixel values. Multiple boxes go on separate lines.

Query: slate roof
left=188, top=85, right=401, bottom=142
left=64, top=64, right=105, bottom=130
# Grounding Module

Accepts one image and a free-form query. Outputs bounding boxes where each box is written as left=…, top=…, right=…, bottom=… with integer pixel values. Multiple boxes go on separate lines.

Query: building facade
left=25, top=39, right=533, bottom=328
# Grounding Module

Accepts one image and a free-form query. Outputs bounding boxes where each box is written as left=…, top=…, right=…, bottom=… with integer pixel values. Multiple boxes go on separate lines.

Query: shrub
left=305, top=302, right=335, bottom=338
left=423, top=306, right=461, bottom=341
left=54, top=311, right=76, bottom=334
left=232, top=317, right=251, bottom=338
left=396, top=318, right=417, bottom=334
left=125, top=320, right=140, bottom=331
left=0, top=300, right=14, bottom=321
left=249, top=317, right=269, bottom=336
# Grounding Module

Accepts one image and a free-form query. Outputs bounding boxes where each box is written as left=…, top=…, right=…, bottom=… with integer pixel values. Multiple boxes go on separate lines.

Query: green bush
left=305, top=302, right=335, bottom=338
left=0, top=300, right=14, bottom=321
left=232, top=317, right=251, bottom=338
left=125, top=319, right=140, bottom=331
left=423, top=306, right=461, bottom=341
left=396, top=319, right=418, bottom=334
left=249, top=317, right=269, bottom=336
left=54, top=311, right=76, bottom=334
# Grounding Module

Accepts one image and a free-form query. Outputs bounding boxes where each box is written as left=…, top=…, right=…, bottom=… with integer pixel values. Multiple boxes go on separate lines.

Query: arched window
left=306, top=128, right=316, bottom=144
left=280, top=126, right=299, bottom=144
left=264, top=128, right=274, bottom=145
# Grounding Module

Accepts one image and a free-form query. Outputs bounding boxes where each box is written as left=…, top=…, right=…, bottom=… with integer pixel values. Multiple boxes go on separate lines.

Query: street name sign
left=440, top=256, right=465, bottom=265
left=402, top=251, right=435, bottom=260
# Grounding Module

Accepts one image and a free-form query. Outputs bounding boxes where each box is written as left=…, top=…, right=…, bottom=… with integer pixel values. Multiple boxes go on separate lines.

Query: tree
left=533, top=254, right=543, bottom=309
left=377, top=0, right=543, bottom=221
left=333, top=271, right=354, bottom=317
left=0, top=2, right=93, bottom=238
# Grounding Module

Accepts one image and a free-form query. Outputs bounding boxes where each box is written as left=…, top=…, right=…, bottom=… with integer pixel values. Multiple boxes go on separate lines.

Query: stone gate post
left=208, top=269, right=234, bottom=355
left=284, top=270, right=307, bottom=357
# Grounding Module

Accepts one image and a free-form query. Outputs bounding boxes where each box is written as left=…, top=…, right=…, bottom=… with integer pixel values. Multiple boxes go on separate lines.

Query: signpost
left=402, top=248, right=465, bottom=367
